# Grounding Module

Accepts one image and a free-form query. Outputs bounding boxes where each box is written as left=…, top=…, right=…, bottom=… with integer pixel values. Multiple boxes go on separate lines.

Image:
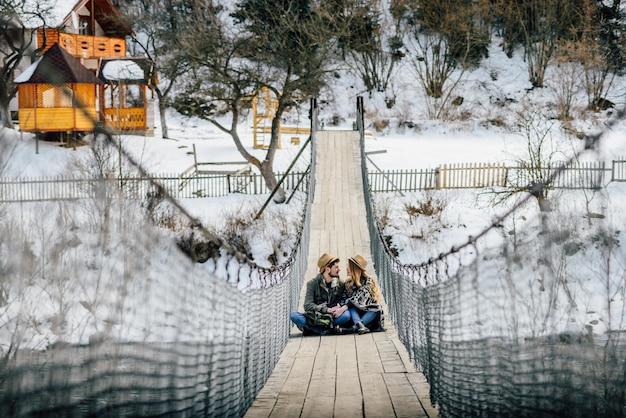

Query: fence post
left=437, top=165, right=445, bottom=189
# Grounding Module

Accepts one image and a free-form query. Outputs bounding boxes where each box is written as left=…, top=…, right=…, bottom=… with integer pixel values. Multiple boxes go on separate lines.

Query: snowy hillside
left=2, top=35, right=626, bottom=349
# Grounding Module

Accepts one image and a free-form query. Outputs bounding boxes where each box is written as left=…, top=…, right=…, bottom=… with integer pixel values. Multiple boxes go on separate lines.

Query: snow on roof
left=102, top=60, right=145, bottom=81
left=16, top=44, right=103, bottom=84
left=14, top=57, right=43, bottom=83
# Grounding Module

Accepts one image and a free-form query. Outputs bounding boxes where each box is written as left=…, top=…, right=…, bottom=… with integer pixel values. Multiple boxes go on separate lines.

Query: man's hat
left=349, top=254, right=367, bottom=271
left=317, top=253, right=339, bottom=273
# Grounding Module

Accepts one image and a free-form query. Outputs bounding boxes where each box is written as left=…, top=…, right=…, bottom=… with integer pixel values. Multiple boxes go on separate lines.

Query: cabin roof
left=99, top=57, right=157, bottom=85
left=15, top=43, right=103, bottom=84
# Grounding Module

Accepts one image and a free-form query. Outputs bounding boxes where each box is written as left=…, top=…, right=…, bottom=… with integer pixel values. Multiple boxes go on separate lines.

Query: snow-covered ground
left=2, top=39, right=626, bottom=349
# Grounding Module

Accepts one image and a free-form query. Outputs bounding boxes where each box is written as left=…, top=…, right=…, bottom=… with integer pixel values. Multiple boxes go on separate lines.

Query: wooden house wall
left=37, top=29, right=60, bottom=53
left=18, top=84, right=98, bottom=132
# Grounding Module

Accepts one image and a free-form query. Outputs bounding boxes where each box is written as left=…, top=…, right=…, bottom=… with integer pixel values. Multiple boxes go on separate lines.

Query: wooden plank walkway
left=244, top=131, right=438, bottom=418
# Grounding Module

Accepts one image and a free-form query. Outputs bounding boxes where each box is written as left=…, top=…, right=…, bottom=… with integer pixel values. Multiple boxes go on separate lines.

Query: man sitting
left=289, top=253, right=351, bottom=335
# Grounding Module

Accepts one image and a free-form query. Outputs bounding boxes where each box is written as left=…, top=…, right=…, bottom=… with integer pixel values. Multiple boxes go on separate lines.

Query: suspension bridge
left=244, top=130, right=437, bottom=418
left=2, top=99, right=626, bottom=417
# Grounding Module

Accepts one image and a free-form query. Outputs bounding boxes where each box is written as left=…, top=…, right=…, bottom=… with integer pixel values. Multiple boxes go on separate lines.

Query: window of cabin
left=38, top=85, right=73, bottom=108
left=106, top=84, right=144, bottom=109
left=79, top=16, right=91, bottom=35
left=125, top=85, right=144, bottom=108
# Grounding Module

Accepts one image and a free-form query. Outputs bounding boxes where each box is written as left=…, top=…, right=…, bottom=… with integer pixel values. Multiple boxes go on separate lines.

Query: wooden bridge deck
left=244, top=131, right=438, bottom=418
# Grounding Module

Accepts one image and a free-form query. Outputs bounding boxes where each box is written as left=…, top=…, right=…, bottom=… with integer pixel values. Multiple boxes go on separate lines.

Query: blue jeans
left=348, top=307, right=378, bottom=326
left=334, top=310, right=352, bottom=326
left=290, top=310, right=352, bottom=333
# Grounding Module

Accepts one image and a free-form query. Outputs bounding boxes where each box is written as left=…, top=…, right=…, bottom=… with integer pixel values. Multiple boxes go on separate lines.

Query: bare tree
left=510, top=110, right=564, bottom=212
left=171, top=0, right=340, bottom=203
left=405, top=32, right=467, bottom=119
left=119, top=0, right=191, bottom=139
left=548, top=40, right=585, bottom=121
left=577, top=0, right=617, bottom=111
left=540, top=0, right=620, bottom=113
left=492, top=0, right=579, bottom=88
left=0, top=0, right=53, bottom=128
left=336, top=0, right=404, bottom=106
left=168, top=0, right=264, bottom=186
left=231, top=0, right=342, bottom=201
left=394, top=0, right=490, bottom=118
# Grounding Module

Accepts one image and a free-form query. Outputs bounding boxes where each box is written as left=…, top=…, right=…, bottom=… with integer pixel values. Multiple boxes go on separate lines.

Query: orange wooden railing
left=58, top=33, right=126, bottom=58
left=103, top=108, right=146, bottom=130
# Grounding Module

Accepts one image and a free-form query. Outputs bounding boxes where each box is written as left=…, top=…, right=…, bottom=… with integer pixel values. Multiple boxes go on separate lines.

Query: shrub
left=404, top=195, right=445, bottom=219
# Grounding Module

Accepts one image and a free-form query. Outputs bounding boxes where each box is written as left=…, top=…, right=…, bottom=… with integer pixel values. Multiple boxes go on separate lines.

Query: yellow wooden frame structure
left=251, top=87, right=310, bottom=149
left=251, top=87, right=278, bottom=149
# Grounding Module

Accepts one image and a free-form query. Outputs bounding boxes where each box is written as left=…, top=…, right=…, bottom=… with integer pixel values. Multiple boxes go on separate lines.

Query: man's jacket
left=303, top=273, right=345, bottom=314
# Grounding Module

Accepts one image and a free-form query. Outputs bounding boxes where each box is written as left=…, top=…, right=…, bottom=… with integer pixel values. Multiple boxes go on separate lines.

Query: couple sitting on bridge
left=290, top=253, right=385, bottom=336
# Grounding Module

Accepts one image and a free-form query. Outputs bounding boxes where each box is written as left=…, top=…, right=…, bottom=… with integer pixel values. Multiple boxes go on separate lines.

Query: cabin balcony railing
left=103, top=108, right=146, bottom=131
left=59, top=33, right=126, bottom=59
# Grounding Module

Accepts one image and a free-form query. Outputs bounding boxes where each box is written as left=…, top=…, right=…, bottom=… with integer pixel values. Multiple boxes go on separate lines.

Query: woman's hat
left=349, top=254, right=367, bottom=271
left=317, top=253, right=339, bottom=272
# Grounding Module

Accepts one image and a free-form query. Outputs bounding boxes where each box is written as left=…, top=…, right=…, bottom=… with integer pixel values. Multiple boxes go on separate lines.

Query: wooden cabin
left=15, top=43, right=103, bottom=138
left=15, top=0, right=156, bottom=138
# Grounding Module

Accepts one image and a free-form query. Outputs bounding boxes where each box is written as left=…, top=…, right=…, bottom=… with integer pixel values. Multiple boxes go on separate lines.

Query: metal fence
left=437, top=162, right=508, bottom=189
left=367, top=159, right=626, bottom=192
left=3, top=160, right=624, bottom=203
left=611, top=157, right=626, bottom=181
left=368, top=168, right=438, bottom=192
left=0, top=171, right=309, bottom=203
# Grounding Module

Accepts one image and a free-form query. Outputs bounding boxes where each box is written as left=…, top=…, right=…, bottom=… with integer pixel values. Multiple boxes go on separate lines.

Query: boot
left=335, top=325, right=355, bottom=335
left=355, top=321, right=370, bottom=335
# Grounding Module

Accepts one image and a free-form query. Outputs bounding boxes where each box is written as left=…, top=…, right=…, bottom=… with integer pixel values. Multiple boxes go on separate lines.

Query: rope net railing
left=0, top=102, right=317, bottom=416
left=358, top=96, right=626, bottom=417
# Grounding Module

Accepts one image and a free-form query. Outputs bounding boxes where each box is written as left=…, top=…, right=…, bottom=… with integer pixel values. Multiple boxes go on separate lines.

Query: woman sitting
left=343, top=254, right=384, bottom=335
